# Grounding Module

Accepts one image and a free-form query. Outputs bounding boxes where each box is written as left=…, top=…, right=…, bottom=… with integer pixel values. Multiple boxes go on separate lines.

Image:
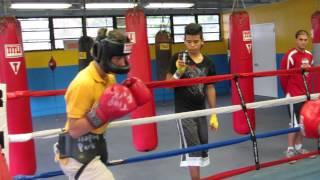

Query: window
left=86, top=17, right=113, bottom=39
left=19, top=14, right=221, bottom=50
left=53, top=18, right=82, bottom=49
left=172, top=16, right=195, bottom=43
left=146, top=16, right=171, bottom=44
left=116, top=17, right=126, bottom=30
left=197, top=15, right=220, bottom=41
left=19, top=18, right=51, bottom=51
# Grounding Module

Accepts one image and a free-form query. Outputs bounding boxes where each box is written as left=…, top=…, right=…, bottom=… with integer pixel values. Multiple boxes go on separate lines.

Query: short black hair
left=108, top=29, right=130, bottom=43
left=295, top=30, right=309, bottom=39
left=184, top=23, right=203, bottom=40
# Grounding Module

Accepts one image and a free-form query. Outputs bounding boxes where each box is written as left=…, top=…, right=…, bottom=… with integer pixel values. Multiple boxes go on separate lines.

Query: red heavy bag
left=0, top=147, right=12, bottom=180
left=0, top=17, right=36, bottom=175
left=125, top=9, right=158, bottom=152
left=311, top=11, right=320, bottom=93
left=229, top=11, right=256, bottom=134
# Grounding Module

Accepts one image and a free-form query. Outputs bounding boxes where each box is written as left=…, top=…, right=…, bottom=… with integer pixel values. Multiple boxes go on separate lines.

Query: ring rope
left=5, top=67, right=320, bottom=143
left=13, top=127, right=303, bottom=180
left=7, top=93, right=320, bottom=143
left=17, top=150, right=318, bottom=180
left=202, top=150, right=319, bottom=180
left=6, top=67, right=320, bottom=99
left=6, top=67, right=320, bottom=179
left=107, top=127, right=301, bottom=166
left=14, top=170, right=63, bottom=180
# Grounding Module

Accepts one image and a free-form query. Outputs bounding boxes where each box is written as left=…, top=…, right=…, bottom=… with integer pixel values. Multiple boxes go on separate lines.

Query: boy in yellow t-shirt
left=55, top=29, right=151, bottom=180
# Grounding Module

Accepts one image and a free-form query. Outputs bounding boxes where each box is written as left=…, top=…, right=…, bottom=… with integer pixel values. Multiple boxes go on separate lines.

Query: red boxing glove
left=122, top=77, right=152, bottom=106
left=300, top=99, right=320, bottom=138
left=87, top=84, right=137, bottom=128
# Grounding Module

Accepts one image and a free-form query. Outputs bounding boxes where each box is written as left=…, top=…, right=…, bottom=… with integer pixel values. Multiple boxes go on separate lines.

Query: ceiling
left=0, top=0, right=285, bottom=17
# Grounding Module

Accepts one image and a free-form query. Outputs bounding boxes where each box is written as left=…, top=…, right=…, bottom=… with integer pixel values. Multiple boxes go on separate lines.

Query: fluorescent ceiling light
left=197, top=7, right=219, bottom=10
left=145, top=3, right=194, bottom=9
left=10, top=3, right=71, bottom=9
left=86, top=3, right=136, bottom=9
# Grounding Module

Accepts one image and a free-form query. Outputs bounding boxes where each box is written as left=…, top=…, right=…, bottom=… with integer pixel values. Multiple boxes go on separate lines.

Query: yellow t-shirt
left=64, top=61, right=116, bottom=134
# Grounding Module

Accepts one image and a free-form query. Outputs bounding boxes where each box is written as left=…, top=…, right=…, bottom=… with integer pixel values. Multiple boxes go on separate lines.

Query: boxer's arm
left=166, top=73, right=174, bottom=80
left=166, top=53, right=187, bottom=80
left=166, top=60, right=187, bottom=80
left=207, top=84, right=219, bottom=130
left=207, top=84, right=216, bottom=108
left=68, top=117, right=93, bottom=138
left=65, top=84, right=95, bottom=138
left=69, top=82, right=151, bottom=139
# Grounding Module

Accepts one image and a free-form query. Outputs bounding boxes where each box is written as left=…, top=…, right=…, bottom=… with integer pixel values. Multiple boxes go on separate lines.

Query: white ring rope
left=6, top=93, right=320, bottom=143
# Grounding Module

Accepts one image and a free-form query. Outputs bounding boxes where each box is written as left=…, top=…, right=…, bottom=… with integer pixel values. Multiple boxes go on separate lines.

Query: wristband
left=87, top=109, right=103, bottom=128
left=173, top=71, right=182, bottom=79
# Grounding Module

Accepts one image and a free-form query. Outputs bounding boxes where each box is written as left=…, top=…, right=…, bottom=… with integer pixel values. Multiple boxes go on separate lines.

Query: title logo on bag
left=242, top=31, right=252, bottom=42
left=4, top=44, right=23, bottom=58
left=126, top=32, right=136, bottom=43
left=246, top=43, right=252, bottom=54
left=9, top=61, right=21, bottom=75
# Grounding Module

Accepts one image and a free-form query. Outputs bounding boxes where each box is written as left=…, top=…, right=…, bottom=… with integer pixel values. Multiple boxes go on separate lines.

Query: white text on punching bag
left=4, top=44, right=23, bottom=58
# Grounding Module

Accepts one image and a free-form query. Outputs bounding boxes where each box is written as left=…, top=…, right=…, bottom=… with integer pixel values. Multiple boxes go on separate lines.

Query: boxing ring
left=1, top=67, right=320, bottom=180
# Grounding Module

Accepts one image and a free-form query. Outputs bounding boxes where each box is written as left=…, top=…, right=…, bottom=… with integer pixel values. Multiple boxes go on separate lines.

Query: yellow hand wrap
left=210, top=114, right=219, bottom=129
left=173, top=60, right=187, bottom=79
left=176, top=60, right=186, bottom=74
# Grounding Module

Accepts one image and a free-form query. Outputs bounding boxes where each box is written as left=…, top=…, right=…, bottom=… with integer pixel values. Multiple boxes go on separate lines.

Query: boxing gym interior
left=1, top=0, right=320, bottom=179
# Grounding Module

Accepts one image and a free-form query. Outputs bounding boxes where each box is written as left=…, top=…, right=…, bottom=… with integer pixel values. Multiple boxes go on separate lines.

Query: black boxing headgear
left=92, top=38, right=132, bottom=74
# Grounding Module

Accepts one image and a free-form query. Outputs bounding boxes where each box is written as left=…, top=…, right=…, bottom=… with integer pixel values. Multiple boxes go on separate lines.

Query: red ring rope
left=6, top=67, right=320, bottom=99
left=201, top=150, right=320, bottom=180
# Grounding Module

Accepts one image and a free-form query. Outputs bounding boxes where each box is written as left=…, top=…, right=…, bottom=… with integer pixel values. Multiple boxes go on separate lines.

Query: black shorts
left=176, top=116, right=209, bottom=167
left=287, top=102, right=305, bottom=128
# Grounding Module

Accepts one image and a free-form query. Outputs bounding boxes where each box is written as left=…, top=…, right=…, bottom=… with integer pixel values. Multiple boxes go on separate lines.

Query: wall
left=222, top=0, right=319, bottom=97
left=25, top=50, right=78, bottom=116
left=25, top=40, right=229, bottom=117
left=26, top=0, right=319, bottom=116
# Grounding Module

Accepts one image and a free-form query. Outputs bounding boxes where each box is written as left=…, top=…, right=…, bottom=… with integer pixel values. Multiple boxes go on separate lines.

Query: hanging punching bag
left=125, top=9, right=158, bottom=151
left=0, top=147, right=11, bottom=180
left=311, top=11, right=320, bottom=93
left=155, top=30, right=172, bottom=80
left=230, top=11, right=256, bottom=134
left=0, top=17, right=36, bottom=176
left=78, top=36, right=94, bottom=71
